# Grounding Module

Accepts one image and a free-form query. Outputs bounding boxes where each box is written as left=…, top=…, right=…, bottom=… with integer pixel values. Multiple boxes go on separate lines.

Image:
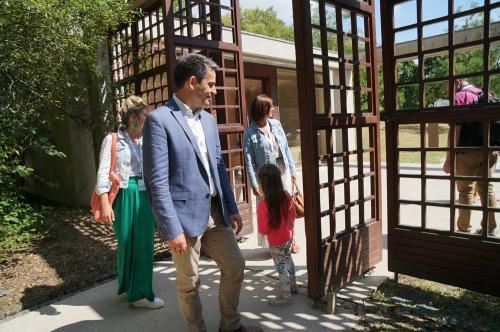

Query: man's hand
left=252, top=187, right=262, bottom=197
left=168, top=233, right=188, bottom=255
left=443, top=158, right=451, bottom=174
left=230, top=214, right=243, bottom=235
left=291, top=175, right=297, bottom=183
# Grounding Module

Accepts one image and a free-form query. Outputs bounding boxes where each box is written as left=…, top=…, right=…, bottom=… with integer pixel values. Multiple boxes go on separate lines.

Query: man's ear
left=188, top=76, right=197, bottom=90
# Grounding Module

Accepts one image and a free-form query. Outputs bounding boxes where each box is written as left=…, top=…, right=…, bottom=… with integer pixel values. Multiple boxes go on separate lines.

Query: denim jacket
left=243, top=119, right=296, bottom=189
left=95, top=129, right=142, bottom=195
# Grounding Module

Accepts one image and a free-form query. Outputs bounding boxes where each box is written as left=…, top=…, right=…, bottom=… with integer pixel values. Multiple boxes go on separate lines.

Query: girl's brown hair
left=250, top=94, right=273, bottom=123
left=258, top=164, right=290, bottom=230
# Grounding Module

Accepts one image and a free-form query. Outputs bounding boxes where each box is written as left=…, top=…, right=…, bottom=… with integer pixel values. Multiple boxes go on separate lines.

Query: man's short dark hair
left=174, top=53, right=219, bottom=88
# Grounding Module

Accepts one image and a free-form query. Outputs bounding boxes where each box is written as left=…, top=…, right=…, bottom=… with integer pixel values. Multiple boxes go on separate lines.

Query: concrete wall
left=25, top=118, right=97, bottom=208
left=24, top=48, right=110, bottom=208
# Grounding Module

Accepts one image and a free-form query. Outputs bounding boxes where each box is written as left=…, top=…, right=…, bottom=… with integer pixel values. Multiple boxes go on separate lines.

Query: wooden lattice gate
left=293, top=0, right=383, bottom=303
left=381, top=0, right=500, bottom=296
left=109, top=0, right=253, bottom=236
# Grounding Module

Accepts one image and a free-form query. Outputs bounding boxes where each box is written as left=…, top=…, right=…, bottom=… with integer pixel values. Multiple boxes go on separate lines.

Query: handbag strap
left=109, top=133, right=117, bottom=175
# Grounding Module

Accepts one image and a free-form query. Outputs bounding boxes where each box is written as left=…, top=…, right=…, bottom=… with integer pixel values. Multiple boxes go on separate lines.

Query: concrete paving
left=3, top=158, right=498, bottom=331
left=0, top=165, right=398, bottom=331
left=0, top=232, right=387, bottom=331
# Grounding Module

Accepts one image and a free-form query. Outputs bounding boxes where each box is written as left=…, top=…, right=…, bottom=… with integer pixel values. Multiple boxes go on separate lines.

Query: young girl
left=257, top=164, right=298, bottom=306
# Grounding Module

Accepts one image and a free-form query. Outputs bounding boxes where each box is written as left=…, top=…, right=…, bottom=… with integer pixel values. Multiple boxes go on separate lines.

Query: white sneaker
left=132, top=297, right=165, bottom=309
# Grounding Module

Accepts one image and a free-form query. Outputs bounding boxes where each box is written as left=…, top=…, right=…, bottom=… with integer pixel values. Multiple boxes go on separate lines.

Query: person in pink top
left=443, top=79, right=497, bottom=236
left=257, top=164, right=298, bottom=305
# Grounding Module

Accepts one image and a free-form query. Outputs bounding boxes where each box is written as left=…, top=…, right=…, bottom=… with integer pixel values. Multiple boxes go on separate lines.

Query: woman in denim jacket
left=243, top=94, right=297, bottom=245
left=95, top=96, right=164, bottom=309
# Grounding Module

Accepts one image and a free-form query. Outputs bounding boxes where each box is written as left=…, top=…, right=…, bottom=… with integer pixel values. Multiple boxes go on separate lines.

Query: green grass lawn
left=368, top=122, right=449, bottom=165
left=292, top=122, right=449, bottom=166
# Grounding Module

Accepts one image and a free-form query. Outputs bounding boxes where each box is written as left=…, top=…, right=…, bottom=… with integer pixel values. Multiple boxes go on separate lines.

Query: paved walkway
left=0, top=167, right=394, bottom=331
left=0, top=241, right=389, bottom=332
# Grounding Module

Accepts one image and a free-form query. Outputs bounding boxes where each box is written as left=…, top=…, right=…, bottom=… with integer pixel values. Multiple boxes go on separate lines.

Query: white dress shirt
left=173, top=94, right=216, bottom=196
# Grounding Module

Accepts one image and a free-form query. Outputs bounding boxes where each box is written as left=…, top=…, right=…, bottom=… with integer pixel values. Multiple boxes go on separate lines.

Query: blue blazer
left=142, top=99, right=239, bottom=241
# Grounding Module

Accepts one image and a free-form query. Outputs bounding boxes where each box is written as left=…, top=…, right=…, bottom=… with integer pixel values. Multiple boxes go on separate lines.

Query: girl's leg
left=282, top=240, right=297, bottom=293
left=269, top=245, right=292, bottom=305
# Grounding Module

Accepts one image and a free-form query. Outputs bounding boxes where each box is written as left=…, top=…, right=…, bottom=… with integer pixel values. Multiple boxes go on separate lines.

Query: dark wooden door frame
left=243, top=62, right=277, bottom=101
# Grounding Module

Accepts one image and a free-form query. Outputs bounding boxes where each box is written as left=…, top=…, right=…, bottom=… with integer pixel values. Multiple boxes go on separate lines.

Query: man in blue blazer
left=143, top=54, right=263, bottom=332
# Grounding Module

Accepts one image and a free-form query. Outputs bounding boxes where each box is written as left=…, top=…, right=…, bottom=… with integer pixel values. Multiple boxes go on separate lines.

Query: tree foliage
left=391, top=45, right=500, bottom=111
left=224, top=7, right=294, bottom=42
left=0, top=0, right=137, bottom=256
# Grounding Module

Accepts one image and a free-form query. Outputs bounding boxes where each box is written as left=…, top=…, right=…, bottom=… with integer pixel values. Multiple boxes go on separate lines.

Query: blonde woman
left=95, top=96, right=164, bottom=308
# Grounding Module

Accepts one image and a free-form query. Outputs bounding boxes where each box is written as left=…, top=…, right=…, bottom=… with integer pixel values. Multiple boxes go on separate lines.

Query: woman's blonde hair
left=119, top=96, right=147, bottom=127
left=120, top=95, right=146, bottom=113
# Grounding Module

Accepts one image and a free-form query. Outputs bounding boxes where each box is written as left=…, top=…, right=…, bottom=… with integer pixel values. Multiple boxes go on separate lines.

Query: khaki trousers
left=171, top=197, right=245, bottom=332
left=456, top=151, right=497, bottom=232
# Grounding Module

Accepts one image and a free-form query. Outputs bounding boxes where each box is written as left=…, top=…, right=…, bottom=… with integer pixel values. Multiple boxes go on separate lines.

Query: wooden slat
left=393, top=252, right=498, bottom=279
left=392, top=245, right=500, bottom=273
left=323, top=220, right=382, bottom=290
left=393, top=228, right=500, bottom=257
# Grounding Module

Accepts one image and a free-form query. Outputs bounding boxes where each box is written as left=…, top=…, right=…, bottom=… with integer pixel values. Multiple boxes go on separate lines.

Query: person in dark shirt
left=443, top=79, right=497, bottom=236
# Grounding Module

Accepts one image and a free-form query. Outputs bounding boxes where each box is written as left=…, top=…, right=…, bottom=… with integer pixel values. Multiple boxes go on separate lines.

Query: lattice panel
left=137, top=7, right=169, bottom=109
left=316, top=125, right=377, bottom=241
left=110, top=24, right=135, bottom=111
left=111, top=25, right=134, bottom=84
left=110, top=4, right=169, bottom=111
left=173, top=0, right=237, bottom=44
left=113, top=82, right=136, bottom=112
left=310, top=0, right=375, bottom=116
left=280, top=0, right=385, bottom=299
left=173, top=47, right=243, bottom=126
left=309, top=0, right=379, bottom=242
left=382, top=0, right=500, bottom=299
left=384, top=0, right=500, bottom=241
left=137, top=7, right=167, bottom=74
left=391, top=0, right=500, bottom=111
left=140, top=72, right=169, bottom=110
left=220, top=132, right=247, bottom=204
left=109, top=0, right=251, bottom=237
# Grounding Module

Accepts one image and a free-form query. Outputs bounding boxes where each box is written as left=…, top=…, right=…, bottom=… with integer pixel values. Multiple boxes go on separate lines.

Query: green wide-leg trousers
left=112, top=177, right=155, bottom=302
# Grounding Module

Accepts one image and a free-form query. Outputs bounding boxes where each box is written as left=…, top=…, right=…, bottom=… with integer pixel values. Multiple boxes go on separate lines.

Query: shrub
left=0, top=0, right=138, bottom=258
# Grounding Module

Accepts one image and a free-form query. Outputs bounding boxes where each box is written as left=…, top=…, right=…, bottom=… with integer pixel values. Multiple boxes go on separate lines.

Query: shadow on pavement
left=2, top=260, right=362, bottom=332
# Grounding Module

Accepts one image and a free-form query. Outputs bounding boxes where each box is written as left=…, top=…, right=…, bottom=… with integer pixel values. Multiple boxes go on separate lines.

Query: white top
left=264, top=130, right=280, bottom=159
left=124, top=131, right=142, bottom=176
left=259, top=124, right=281, bottom=161
left=173, top=94, right=216, bottom=196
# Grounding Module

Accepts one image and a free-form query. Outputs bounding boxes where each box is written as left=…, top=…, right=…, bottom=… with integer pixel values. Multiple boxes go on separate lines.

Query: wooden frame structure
left=109, top=0, right=253, bottom=236
left=108, top=0, right=500, bottom=303
left=293, top=0, right=383, bottom=301
left=381, top=0, right=500, bottom=296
